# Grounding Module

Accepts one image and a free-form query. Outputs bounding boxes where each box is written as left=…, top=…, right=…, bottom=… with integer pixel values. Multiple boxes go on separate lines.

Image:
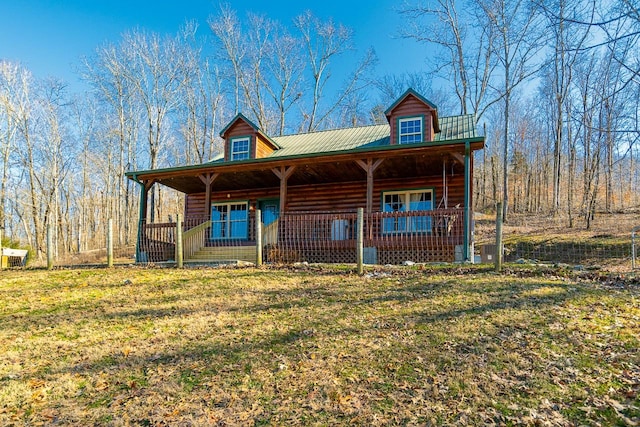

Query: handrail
left=183, top=220, right=211, bottom=260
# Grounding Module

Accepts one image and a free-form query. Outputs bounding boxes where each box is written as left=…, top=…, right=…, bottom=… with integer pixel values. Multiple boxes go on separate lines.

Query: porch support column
left=355, top=158, right=384, bottom=214
left=463, top=141, right=472, bottom=262
left=198, top=173, right=219, bottom=218
left=271, top=166, right=296, bottom=213
left=135, top=178, right=155, bottom=263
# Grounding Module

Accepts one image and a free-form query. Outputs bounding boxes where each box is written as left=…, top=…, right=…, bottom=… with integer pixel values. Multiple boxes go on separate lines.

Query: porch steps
left=186, top=245, right=257, bottom=263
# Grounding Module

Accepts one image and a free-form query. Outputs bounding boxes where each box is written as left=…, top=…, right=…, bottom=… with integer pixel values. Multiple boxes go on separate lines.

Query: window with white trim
left=230, top=137, right=250, bottom=161
left=211, top=202, right=248, bottom=239
left=398, top=117, right=423, bottom=144
left=382, top=189, right=433, bottom=233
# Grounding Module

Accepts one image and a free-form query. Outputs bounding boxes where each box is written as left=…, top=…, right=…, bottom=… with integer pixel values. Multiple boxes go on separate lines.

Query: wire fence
left=6, top=211, right=639, bottom=271
left=475, top=212, right=640, bottom=271
left=275, top=209, right=464, bottom=264
left=136, top=208, right=466, bottom=266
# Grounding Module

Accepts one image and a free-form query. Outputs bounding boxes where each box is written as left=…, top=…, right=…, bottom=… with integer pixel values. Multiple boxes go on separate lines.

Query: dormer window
left=399, top=117, right=423, bottom=144
left=231, top=137, right=250, bottom=161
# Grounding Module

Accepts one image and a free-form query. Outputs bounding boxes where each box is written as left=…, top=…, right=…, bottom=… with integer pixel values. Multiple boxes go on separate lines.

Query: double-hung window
left=211, top=202, right=248, bottom=239
left=230, top=137, right=250, bottom=161
left=382, top=189, right=433, bottom=233
left=398, top=117, right=423, bottom=144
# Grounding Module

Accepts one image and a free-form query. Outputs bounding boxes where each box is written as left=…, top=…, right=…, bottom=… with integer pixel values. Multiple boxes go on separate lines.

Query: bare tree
left=208, top=5, right=247, bottom=117
left=400, top=0, right=498, bottom=119
left=295, top=11, right=376, bottom=132
left=540, top=0, right=593, bottom=217
left=176, top=23, right=225, bottom=163
left=210, top=7, right=375, bottom=134
left=82, top=40, right=141, bottom=245
left=476, top=0, right=543, bottom=221
left=0, top=61, right=21, bottom=233
left=263, top=22, right=305, bottom=135
left=120, top=27, right=194, bottom=221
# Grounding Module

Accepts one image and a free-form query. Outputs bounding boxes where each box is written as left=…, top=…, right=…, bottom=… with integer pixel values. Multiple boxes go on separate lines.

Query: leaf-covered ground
left=0, top=265, right=638, bottom=426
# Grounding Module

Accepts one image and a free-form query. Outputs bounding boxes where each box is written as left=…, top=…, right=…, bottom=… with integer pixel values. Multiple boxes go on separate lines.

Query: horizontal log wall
left=256, top=135, right=276, bottom=159
left=185, top=174, right=465, bottom=219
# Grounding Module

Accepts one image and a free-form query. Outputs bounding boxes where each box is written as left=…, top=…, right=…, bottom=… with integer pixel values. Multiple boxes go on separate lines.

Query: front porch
left=137, top=208, right=466, bottom=265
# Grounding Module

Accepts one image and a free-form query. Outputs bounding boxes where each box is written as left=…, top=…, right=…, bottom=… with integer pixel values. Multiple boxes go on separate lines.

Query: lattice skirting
left=272, top=245, right=456, bottom=264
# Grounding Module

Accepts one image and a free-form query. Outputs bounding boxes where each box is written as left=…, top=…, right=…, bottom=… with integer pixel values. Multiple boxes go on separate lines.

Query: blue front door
left=259, top=199, right=279, bottom=226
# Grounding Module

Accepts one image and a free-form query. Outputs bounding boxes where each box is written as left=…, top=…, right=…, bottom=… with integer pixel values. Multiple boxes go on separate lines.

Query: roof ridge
left=274, top=123, right=389, bottom=139
left=439, top=113, right=476, bottom=119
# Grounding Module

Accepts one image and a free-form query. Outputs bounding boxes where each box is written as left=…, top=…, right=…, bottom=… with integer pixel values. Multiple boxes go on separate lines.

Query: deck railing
left=138, top=208, right=465, bottom=264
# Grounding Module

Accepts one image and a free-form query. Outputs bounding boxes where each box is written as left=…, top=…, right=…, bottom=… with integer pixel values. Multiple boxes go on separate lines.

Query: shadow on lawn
left=2, top=268, right=597, bottom=385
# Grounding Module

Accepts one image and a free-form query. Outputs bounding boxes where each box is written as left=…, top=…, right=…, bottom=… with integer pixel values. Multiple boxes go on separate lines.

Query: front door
left=259, top=199, right=279, bottom=226
left=259, top=199, right=279, bottom=246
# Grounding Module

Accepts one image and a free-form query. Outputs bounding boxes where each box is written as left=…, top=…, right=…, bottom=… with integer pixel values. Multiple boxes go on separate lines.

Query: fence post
left=633, top=226, right=640, bottom=269
left=47, top=223, right=54, bottom=270
left=357, top=208, right=364, bottom=275
left=107, top=218, right=113, bottom=267
left=0, top=224, right=3, bottom=271
left=495, top=202, right=503, bottom=272
left=176, top=213, right=183, bottom=268
left=256, top=209, right=263, bottom=267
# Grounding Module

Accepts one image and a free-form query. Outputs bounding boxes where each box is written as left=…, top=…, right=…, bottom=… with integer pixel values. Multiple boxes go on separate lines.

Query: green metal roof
left=434, top=115, right=479, bottom=141
left=270, top=124, right=390, bottom=157
left=263, top=114, right=479, bottom=158
left=181, top=114, right=481, bottom=168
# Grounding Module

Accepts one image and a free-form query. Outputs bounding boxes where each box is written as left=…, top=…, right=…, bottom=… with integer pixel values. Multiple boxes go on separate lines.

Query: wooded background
left=0, top=0, right=638, bottom=260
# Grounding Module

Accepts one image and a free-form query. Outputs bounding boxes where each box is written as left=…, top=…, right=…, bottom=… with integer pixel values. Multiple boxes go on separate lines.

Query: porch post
left=355, top=158, right=384, bottom=214
left=271, top=166, right=296, bottom=213
left=463, top=141, right=472, bottom=262
left=135, top=179, right=153, bottom=263
left=255, top=209, right=263, bottom=267
left=199, top=173, right=219, bottom=219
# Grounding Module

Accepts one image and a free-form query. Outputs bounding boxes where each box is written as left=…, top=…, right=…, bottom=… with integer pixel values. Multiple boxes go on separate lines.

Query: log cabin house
left=126, top=89, right=485, bottom=264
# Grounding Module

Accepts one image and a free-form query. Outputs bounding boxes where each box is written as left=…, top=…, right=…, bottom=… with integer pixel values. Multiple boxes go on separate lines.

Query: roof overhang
left=126, top=136, right=485, bottom=194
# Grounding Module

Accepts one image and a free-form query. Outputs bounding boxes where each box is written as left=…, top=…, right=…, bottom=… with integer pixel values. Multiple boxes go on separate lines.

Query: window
left=211, top=202, right=248, bottom=239
left=231, top=137, right=250, bottom=161
left=398, top=117, right=423, bottom=144
left=383, top=189, right=433, bottom=233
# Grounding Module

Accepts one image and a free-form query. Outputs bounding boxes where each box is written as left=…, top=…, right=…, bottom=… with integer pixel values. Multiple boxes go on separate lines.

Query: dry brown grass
left=0, top=265, right=638, bottom=425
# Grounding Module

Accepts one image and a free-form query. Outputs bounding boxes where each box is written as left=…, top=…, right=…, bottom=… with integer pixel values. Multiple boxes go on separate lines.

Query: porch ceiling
left=145, top=144, right=471, bottom=194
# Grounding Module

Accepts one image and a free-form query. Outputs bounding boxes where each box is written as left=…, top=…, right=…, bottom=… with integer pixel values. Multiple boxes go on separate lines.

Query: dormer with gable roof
left=384, top=88, right=440, bottom=145
left=219, top=113, right=280, bottom=161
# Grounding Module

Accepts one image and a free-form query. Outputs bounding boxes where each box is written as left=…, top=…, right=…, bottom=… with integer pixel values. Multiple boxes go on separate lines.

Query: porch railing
left=138, top=208, right=465, bottom=264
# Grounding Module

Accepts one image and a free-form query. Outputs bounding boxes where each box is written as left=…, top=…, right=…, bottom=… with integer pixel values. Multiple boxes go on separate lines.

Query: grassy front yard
left=0, top=266, right=638, bottom=425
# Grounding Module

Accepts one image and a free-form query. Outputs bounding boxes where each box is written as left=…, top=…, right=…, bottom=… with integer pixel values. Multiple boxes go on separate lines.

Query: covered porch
left=129, top=139, right=481, bottom=265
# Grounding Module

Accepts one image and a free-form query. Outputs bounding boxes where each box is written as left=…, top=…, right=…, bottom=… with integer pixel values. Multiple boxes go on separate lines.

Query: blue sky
left=0, top=0, right=429, bottom=92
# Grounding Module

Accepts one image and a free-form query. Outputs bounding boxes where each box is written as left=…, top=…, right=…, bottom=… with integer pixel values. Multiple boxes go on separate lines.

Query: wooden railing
left=139, top=221, right=176, bottom=262
left=182, top=220, right=211, bottom=260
